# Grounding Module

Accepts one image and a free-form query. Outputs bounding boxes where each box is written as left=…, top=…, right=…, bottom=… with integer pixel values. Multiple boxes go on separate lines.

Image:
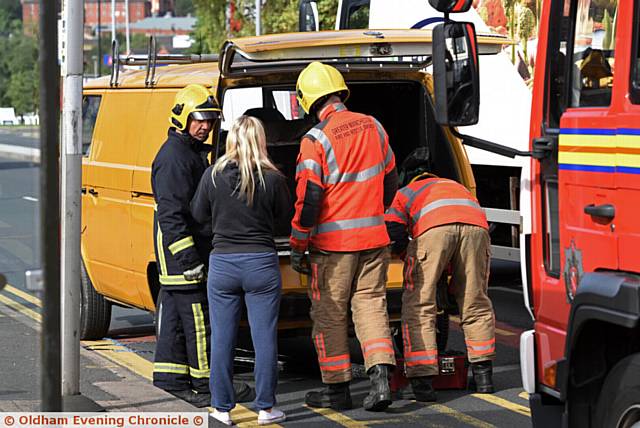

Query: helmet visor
left=191, top=110, right=220, bottom=121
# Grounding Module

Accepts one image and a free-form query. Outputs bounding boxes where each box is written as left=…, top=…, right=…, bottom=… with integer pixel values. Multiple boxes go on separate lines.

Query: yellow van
left=80, top=29, right=505, bottom=341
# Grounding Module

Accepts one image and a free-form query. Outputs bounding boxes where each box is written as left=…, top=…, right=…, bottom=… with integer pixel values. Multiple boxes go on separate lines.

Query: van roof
left=84, top=62, right=219, bottom=90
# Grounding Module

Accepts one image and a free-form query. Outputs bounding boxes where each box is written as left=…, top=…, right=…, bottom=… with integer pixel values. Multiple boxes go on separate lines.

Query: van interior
left=219, top=80, right=460, bottom=244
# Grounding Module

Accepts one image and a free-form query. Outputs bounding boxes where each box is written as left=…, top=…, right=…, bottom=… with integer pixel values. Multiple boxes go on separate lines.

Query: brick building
left=21, top=0, right=153, bottom=31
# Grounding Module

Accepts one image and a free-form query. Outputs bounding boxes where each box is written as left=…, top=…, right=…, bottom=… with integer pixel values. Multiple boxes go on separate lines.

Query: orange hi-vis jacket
left=290, top=102, right=398, bottom=252
left=385, top=178, right=488, bottom=239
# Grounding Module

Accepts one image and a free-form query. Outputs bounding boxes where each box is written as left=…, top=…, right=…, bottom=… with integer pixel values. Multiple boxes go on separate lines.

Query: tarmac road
left=0, top=128, right=533, bottom=426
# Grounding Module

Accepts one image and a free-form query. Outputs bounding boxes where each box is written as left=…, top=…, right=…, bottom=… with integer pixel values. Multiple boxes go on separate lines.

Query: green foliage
left=0, top=19, right=39, bottom=116
left=191, top=0, right=341, bottom=54
left=174, top=0, right=195, bottom=16
left=602, top=8, right=612, bottom=50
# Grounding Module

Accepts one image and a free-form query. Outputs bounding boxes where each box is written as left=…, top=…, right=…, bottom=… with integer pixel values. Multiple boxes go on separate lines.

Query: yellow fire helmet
left=170, top=84, right=221, bottom=131
left=296, top=62, right=350, bottom=114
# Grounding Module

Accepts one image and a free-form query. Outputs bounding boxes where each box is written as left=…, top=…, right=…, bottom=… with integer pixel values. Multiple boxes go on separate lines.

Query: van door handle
left=88, top=188, right=99, bottom=196
left=584, top=203, right=615, bottom=220
left=81, top=187, right=87, bottom=194
left=131, top=191, right=152, bottom=198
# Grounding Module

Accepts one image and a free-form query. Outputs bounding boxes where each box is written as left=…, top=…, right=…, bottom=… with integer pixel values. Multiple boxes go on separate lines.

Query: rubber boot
left=168, top=389, right=211, bottom=408
left=363, top=364, right=392, bottom=411
left=305, top=382, right=353, bottom=410
left=470, top=360, right=494, bottom=393
left=410, top=376, right=437, bottom=402
left=234, top=381, right=256, bottom=403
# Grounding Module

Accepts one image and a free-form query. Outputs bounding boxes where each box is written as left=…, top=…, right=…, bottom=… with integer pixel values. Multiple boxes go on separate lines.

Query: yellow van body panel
left=82, top=32, right=477, bottom=325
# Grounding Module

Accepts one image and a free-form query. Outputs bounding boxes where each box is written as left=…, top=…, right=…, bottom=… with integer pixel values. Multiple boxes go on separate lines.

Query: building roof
left=127, top=16, right=196, bottom=32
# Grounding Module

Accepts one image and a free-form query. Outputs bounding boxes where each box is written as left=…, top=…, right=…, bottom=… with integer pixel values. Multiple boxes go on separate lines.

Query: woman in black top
left=191, top=115, right=290, bottom=426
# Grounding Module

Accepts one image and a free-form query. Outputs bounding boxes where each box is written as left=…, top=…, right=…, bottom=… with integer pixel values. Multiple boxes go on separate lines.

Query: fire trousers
left=309, top=246, right=396, bottom=384
left=402, top=223, right=495, bottom=378
left=153, top=288, right=210, bottom=393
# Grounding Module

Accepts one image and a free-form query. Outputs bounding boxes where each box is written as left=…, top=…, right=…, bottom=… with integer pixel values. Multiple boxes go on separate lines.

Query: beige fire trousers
left=402, top=223, right=495, bottom=378
left=308, top=247, right=396, bottom=384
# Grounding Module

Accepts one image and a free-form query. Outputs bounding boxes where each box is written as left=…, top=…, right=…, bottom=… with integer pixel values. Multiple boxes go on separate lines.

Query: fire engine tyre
left=79, top=262, right=112, bottom=340
left=594, top=353, right=640, bottom=428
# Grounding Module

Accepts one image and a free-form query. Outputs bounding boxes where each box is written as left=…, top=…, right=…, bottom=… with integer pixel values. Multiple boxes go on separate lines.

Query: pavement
left=0, top=128, right=534, bottom=427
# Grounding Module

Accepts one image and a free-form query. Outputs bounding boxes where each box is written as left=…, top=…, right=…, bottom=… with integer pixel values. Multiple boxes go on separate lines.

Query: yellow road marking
left=304, top=406, right=368, bottom=427
left=431, top=403, right=496, bottom=428
left=471, top=393, right=531, bottom=417
left=0, top=293, right=41, bottom=322
left=5, top=284, right=42, bottom=307
left=450, top=316, right=516, bottom=337
left=518, top=392, right=529, bottom=400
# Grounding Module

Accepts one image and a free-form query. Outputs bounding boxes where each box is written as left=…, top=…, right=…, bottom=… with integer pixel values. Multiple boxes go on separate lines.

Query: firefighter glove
left=183, top=263, right=206, bottom=282
left=290, top=249, right=311, bottom=275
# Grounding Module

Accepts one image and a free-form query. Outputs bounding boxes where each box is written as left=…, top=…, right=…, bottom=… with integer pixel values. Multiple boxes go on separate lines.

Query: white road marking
left=21, top=196, right=38, bottom=202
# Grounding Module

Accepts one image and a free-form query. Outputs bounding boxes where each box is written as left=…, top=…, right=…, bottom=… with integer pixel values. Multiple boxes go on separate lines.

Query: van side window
left=82, top=95, right=101, bottom=156
left=630, top=0, right=640, bottom=104
left=569, top=0, right=617, bottom=107
left=340, top=0, right=370, bottom=29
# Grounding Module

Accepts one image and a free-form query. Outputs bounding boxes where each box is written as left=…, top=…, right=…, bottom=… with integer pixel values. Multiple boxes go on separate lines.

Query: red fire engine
left=430, top=0, right=640, bottom=426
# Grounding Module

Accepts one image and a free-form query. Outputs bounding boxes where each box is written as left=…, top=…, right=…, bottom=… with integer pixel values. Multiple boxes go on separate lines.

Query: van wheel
left=594, top=353, right=640, bottom=427
left=80, top=262, right=112, bottom=340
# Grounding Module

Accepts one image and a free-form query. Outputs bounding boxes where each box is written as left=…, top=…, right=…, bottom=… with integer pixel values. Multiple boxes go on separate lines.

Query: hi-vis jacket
left=290, top=102, right=398, bottom=252
left=152, top=129, right=212, bottom=290
left=385, top=178, right=489, bottom=242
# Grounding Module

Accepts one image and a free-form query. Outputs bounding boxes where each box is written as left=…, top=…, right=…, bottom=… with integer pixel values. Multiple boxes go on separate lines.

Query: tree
left=175, top=0, right=195, bottom=16
left=2, top=25, right=38, bottom=116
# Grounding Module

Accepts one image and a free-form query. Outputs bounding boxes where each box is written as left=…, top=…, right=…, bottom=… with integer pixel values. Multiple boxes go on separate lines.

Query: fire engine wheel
left=79, top=262, right=112, bottom=340
left=594, top=353, right=640, bottom=428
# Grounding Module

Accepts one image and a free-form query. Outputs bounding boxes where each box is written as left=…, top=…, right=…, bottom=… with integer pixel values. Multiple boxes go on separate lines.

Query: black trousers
left=153, top=288, right=210, bottom=393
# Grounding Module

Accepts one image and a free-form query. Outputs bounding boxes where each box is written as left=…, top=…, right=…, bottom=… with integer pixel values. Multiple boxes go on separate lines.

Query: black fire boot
left=305, top=382, right=353, bottom=410
left=363, top=364, right=392, bottom=411
left=470, top=360, right=495, bottom=393
left=168, top=389, right=211, bottom=408
left=410, top=376, right=437, bottom=402
left=234, top=381, right=256, bottom=403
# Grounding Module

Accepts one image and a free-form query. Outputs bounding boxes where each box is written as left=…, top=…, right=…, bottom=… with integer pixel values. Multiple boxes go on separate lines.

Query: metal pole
left=255, top=0, right=261, bottom=36
left=125, top=0, right=130, bottom=54
left=111, top=0, right=116, bottom=42
left=39, top=0, right=62, bottom=412
left=61, top=0, right=84, bottom=398
left=98, top=0, right=102, bottom=76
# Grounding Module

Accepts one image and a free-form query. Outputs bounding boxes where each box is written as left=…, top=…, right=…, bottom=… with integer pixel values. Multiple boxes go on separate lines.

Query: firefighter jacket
left=385, top=178, right=489, bottom=250
left=290, top=102, right=398, bottom=252
left=152, top=128, right=212, bottom=290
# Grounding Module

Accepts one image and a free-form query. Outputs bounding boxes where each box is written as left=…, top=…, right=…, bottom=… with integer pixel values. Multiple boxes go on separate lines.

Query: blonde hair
left=212, top=115, right=279, bottom=206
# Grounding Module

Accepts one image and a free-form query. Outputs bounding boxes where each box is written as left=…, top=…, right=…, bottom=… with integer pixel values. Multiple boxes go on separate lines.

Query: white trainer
left=258, top=408, right=286, bottom=425
left=210, top=409, right=233, bottom=426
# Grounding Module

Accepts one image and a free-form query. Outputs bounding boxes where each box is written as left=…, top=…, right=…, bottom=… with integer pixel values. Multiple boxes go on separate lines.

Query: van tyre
left=80, top=262, right=112, bottom=340
left=594, top=353, right=640, bottom=428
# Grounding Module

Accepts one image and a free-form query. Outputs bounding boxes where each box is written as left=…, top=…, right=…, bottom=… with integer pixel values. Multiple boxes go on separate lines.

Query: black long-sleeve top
left=190, top=163, right=292, bottom=254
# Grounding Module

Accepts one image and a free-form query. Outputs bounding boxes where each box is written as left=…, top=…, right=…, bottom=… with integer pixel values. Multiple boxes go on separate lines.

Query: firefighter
left=151, top=84, right=252, bottom=407
left=290, top=62, right=399, bottom=412
left=385, top=173, right=496, bottom=401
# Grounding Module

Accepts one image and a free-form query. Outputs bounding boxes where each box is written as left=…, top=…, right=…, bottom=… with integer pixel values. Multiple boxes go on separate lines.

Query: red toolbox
left=391, top=351, right=468, bottom=392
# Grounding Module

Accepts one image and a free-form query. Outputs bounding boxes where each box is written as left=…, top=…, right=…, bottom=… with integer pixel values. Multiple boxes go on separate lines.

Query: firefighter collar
left=318, top=102, right=348, bottom=121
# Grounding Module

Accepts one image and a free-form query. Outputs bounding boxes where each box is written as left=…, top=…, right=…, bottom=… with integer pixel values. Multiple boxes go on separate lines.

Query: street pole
left=125, top=0, right=130, bottom=54
left=255, top=0, right=261, bottom=36
left=111, top=0, right=116, bottom=42
left=61, top=0, right=83, bottom=399
left=98, top=0, right=102, bottom=76
left=39, top=0, right=61, bottom=412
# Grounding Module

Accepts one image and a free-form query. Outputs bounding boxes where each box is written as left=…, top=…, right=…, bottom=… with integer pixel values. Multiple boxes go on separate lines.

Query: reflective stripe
left=319, top=354, right=351, bottom=372
left=296, top=159, right=323, bottom=178
left=154, top=362, right=189, bottom=375
left=466, top=338, right=496, bottom=354
left=291, top=227, right=309, bottom=240
left=156, top=223, right=167, bottom=276
left=362, top=338, right=394, bottom=358
left=386, top=207, right=408, bottom=223
left=373, top=118, right=393, bottom=168
left=315, top=215, right=384, bottom=235
left=337, top=162, right=384, bottom=183
left=399, top=180, right=448, bottom=212
left=307, top=128, right=340, bottom=184
left=192, top=303, right=209, bottom=372
left=404, top=256, right=415, bottom=291
left=159, top=274, right=200, bottom=286
left=189, top=366, right=210, bottom=379
left=412, top=198, right=483, bottom=223
left=405, top=350, right=438, bottom=366
left=310, top=263, right=320, bottom=301
left=168, top=236, right=195, bottom=255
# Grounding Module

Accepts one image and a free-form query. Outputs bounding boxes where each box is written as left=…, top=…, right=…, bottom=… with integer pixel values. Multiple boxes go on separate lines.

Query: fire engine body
left=520, top=0, right=640, bottom=426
